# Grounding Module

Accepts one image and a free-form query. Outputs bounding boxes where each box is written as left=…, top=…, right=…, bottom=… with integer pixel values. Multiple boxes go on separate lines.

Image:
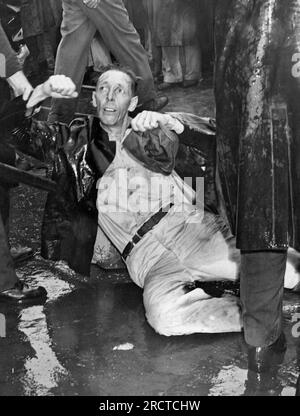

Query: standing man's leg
left=0, top=184, right=10, bottom=243
left=48, top=0, right=96, bottom=123
left=0, top=210, right=47, bottom=301
left=182, top=44, right=201, bottom=87
left=0, top=177, right=46, bottom=300
left=159, top=46, right=182, bottom=89
left=0, top=213, right=18, bottom=293
left=240, top=251, right=287, bottom=371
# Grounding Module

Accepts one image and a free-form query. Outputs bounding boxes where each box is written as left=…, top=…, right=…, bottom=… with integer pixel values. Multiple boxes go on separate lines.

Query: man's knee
left=144, top=294, right=194, bottom=336
left=144, top=297, right=177, bottom=336
left=144, top=290, right=242, bottom=336
left=146, top=311, right=177, bottom=337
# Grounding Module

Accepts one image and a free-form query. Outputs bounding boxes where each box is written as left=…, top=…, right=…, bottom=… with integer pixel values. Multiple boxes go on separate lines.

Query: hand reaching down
left=26, top=75, right=78, bottom=108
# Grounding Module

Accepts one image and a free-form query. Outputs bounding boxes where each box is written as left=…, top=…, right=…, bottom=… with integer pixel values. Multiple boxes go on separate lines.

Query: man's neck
left=100, top=116, right=131, bottom=142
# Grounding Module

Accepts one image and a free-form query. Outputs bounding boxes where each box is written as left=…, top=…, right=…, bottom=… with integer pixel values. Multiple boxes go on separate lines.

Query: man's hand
left=7, top=70, right=33, bottom=100
left=83, top=0, right=101, bottom=8
left=27, top=75, right=78, bottom=108
left=131, top=111, right=184, bottom=134
left=42, top=75, right=78, bottom=99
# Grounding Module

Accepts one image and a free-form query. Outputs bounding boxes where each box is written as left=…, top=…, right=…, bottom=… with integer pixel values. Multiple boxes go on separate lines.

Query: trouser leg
left=183, top=44, right=201, bottom=81
left=127, top=209, right=242, bottom=336
left=0, top=213, right=18, bottom=293
left=152, top=45, right=162, bottom=79
left=48, top=0, right=96, bottom=123
left=162, top=46, right=182, bottom=83
left=143, top=250, right=242, bottom=336
left=90, top=33, right=112, bottom=71
left=240, top=250, right=287, bottom=347
left=0, top=185, right=10, bottom=244
left=80, top=0, right=156, bottom=104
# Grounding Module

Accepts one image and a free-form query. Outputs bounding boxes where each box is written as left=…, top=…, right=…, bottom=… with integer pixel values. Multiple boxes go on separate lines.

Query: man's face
left=93, top=70, right=137, bottom=128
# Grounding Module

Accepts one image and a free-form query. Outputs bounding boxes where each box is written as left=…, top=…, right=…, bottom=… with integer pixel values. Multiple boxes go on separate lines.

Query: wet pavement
left=1, top=79, right=300, bottom=396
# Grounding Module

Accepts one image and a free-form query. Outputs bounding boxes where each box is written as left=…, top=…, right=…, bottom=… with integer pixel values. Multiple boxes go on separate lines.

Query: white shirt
left=96, top=127, right=196, bottom=253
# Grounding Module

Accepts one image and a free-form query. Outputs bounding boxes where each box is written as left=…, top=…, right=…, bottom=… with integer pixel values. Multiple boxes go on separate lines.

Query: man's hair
left=96, top=64, right=139, bottom=96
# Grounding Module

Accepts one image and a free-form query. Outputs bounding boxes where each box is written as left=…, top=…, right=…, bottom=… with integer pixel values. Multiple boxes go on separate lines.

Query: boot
left=247, top=332, right=287, bottom=374
left=0, top=281, right=47, bottom=303
left=244, top=369, right=283, bottom=396
left=131, top=96, right=169, bottom=117
left=10, top=246, right=33, bottom=265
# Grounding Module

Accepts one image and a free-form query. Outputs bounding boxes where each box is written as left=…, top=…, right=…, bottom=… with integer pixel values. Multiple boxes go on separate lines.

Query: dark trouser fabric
left=0, top=185, right=10, bottom=241
left=240, top=250, right=287, bottom=347
left=0, top=211, right=17, bottom=293
left=48, top=0, right=156, bottom=123
left=0, top=182, right=17, bottom=293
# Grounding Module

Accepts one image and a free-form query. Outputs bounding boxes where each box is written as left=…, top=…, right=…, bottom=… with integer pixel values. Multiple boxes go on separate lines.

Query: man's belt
left=122, top=203, right=174, bottom=261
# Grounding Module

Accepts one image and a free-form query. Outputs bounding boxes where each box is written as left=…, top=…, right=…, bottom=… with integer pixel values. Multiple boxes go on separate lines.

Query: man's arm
left=131, top=111, right=184, bottom=135
left=26, top=75, right=78, bottom=108
left=2, top=76, right=79, bottom=163
left=0, top=21, right=21, bottom=78
left=0, top=21, right=33, bottom=100
left=1, top=21, right=78, bottom=107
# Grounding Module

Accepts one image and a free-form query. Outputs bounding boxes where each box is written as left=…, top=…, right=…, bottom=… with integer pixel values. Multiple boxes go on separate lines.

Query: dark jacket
left=215, top=0, right=300, bottom=251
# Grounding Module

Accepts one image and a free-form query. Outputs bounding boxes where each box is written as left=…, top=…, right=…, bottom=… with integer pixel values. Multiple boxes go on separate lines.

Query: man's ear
left=128, top=95, right=138, bottom=112
left=92, top=91, right=97, bottom=108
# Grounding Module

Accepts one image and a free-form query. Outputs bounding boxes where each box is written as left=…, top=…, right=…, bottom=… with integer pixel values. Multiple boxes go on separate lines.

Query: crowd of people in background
left=0, top=0, right=214, bottom=86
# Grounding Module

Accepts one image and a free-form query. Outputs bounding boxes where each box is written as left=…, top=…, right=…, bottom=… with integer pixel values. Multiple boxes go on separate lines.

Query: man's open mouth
left=104, top=108, right=116, bottom=113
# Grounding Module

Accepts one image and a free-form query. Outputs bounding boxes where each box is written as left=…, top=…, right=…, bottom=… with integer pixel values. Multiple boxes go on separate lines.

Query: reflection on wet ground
left=0, top=81, right=299, bottom=396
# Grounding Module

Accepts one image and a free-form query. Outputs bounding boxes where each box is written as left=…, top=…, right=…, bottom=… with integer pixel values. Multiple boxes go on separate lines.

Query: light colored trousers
left=126, top=206, right=242, bottom=336
left=125, top=205, right=300, bottom=336
left=162, top=45, right=201, bottom=84
left=93, top=203, right=299, bottom=336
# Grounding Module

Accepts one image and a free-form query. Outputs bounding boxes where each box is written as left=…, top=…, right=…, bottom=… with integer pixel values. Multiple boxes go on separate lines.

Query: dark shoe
left=158, top=82, right=181, bottom=91
left=143, top=96, right=169, bottom=111
left=182, top=79, right=199, bottom=88
left=10, top=246, right=34, bottom=265
left=0, top=281, right=47, bottom=303
left=131, top=96, right=169, bottom=116
left=244, top=369, right=283, bottom=396
left=248, top=332, right=287, bottom=374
